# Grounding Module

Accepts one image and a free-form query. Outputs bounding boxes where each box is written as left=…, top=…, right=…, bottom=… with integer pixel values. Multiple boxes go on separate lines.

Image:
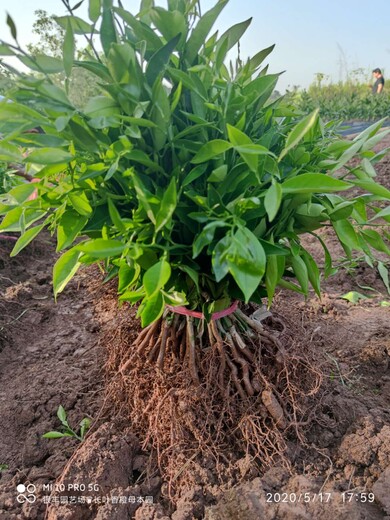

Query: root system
left=106, top=305, right=323, bottom=497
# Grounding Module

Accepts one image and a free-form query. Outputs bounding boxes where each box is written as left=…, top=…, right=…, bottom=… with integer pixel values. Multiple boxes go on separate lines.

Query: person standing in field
left=372, top=68, right=385, bottom=94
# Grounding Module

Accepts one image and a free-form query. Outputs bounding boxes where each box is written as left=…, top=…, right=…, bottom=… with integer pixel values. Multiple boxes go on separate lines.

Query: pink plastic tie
left=166, top=300, right=238, bottom=321
left=28, top=178, right=40, bottom=201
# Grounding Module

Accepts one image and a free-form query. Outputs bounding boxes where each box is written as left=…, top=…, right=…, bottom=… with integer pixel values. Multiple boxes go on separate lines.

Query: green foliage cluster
left=0, top=0, right=389, bottom=327
left=43, top=405, right=91, bottom=442
left=289, top=80, right=390, bottom=121
left=0, top=166, right=23, bottom=195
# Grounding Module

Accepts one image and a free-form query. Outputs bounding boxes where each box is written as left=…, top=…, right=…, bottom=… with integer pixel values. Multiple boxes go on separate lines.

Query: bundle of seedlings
left=0, top=0, right=389, bottom=496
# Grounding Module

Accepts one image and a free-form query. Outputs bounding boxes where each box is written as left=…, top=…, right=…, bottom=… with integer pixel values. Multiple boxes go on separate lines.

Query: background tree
left=24, top=9, right=101, bottom=108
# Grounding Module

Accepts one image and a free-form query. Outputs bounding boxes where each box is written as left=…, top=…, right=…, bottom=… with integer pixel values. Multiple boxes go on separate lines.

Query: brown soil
left=0, top=134, right=389, bottom=520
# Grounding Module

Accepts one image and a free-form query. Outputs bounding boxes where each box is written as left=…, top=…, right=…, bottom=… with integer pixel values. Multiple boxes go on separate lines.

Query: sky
left=0, top=0, right=389, bottom=92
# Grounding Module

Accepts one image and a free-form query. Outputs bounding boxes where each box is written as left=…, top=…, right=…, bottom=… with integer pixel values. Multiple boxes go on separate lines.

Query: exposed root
left=186, top=316, right=199, bottom=385
left=261, top=389, right=287, bottom=428
left=209, top=320, right=226, bottom=392
left=106, top=305, right=324, bottom=500
left=157, top=319, right=170, bottom=370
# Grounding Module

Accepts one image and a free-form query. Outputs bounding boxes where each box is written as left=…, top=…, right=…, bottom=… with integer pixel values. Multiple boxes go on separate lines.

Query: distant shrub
left=288, top=80, right=390, bottom=121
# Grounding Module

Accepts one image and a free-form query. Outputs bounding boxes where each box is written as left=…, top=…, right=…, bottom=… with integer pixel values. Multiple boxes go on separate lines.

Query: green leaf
left=0, top=141, right=23, bottom=162
left=234, top=144, right=270, bottom=155
left=89, top=0, right=101, bottom=22
left=108, top=199, right=126, bottom=232
left=360, top=229, right=390, bottom=255
left=155, top=179, right=177, bottom=233
left=132, top=176, right=157, bottom=224
left=168, top=68, right=207, bottom=99
left=42, top=432, right=68, bottom=439
left=55, top=16, right=95, bottom=35
left=228, top=228, right=266, bottom=302
left=3, top=183, right=37, bottom=204
left=191, top=139, right=232, bottom=163
left=183, top=164, right=207, bottom=186
left=264, top=181, right=282, bottom=222
left=17, top=133, right=69, bottom=148
left=118, top=115, right=157, bottom=128
left=139, top=290, right=165, bottom=327
left=18, top=55, right=64, bottom=74
left=57, top=210, right=88, bottom=251
left=377, top=261, right=390, bottom=295
left=53, top=248, right=82, bottom=298
left=113, top=7, right=162, bottom=52
left=184, top=0, right=229, bottom=64
left=227, top=124, right=252, bottom=146
left=282, top=174, right=351, bottom=194
left=68, top=120, right=99, bottom=153
left=170, top=81, right=182, bottom=112
left=313, top=233, right=336, bottom=278
left=100, top=6, right=117, bottom=56
left=341, top=291, right=369, bottom=304
left=193, top=221, right=227, bottom=258
left=38, top=84, right=73, bottom=107
left=259, top=239, right=289, bottom=256
left=118, top=262, right=139, bottom=293
left=329, top=201, right=354, bottom=221
left=242, top=74, right=279, bottom=104
left=208, top=165, right=227, bottom=183
left=215, top=18, right=252, bottom=63
left=106, top=42, right=138, bottom=84
left=0, top=208, right=46, bottom=232
left=0, top=102, right=48, bottom=124
left=79, top=417, right=91, bottom=439
left=351, top=180, right=390, bottom=200
left=265, top=254, right=285, bottom=307
left=10, top=224, right=45, bottom=257
left=150, top=80, right=170, bottom=150
left=0, top=43, right=14, bottom=56
left=141, top=0, right=155, bottom=11
left=143, top=259, right=171, bottom=296
left=150, top=7, right=187, bottom=42
left=24, top=148, right=74, bottom=165
left=6, top=13, right=17, bottom=40
left=212, top=228, right=266, bottom=302
left=353, top=118, right=387, bottom=143
left=77, top=239, right=125, bottom=258
left=291, top=254, right=309, bottom=295
left=370, top=205, right=390, bottom=221
left=333, top=219, right=362, bottom=251
left=279, top=109, right=319, bottom=161
left=162, top=290, right=187, bottom=307
left=248, top=44, right=275, bottom=73
left=302, top=251, right=321, bottom=296
left=57, top=405, right=68, bottom=425
left=237, top=144, right=271, bottom=172
left=63, top=20, right=75, bottom=78
left=127, top=150, right=163, bottom=171
left=119, top=287, right=145, bottom=303
left=68, top=193, right=93, bottom=216
left=146, top=33, right=181, bottom=85
left=278, top=279, right=305, bottom=294
left=74, top=60, right=112, bottom=81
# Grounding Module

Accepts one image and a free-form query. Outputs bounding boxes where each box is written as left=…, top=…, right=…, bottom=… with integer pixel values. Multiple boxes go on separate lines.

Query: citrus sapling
left=0, top=0, right=389, bottom=488
left=43, top=405, right=91, bottom=442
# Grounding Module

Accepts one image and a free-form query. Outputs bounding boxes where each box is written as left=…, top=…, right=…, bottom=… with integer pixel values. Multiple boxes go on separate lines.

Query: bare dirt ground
left=0, top=134, right=389, bottom=520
